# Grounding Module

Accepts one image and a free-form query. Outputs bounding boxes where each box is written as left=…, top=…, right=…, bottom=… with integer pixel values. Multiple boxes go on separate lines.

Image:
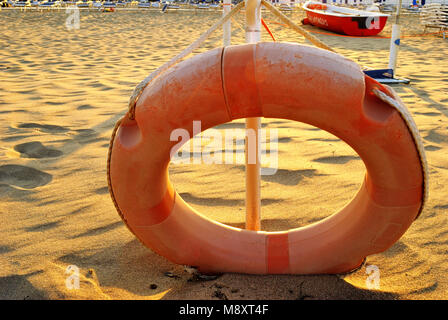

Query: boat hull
left=304, top=8, right=388, bottom=36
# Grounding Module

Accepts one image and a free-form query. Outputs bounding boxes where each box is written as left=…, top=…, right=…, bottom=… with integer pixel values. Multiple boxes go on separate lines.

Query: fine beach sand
left=0, top=8, right=447, bottom=300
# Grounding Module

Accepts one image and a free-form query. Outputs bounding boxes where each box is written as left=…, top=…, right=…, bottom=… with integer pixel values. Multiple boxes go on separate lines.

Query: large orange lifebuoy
left=108, top=43, right=426, bottom=274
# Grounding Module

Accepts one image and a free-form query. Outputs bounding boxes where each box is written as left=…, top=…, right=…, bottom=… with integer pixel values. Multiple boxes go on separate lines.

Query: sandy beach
left=0, top=7, right=447, bottom=300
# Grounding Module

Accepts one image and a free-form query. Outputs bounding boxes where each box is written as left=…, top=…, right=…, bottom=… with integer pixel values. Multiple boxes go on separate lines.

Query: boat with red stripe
left=302, top=0, right=389, bottom=36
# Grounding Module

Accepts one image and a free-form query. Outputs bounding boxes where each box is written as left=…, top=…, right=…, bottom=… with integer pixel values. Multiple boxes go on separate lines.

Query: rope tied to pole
left=127, top=1, right=245, bottom=120
left=260, top=0, right=335, bottom=52
left=261, top=18, right=276, bottom=42
left=126, top=1, right=338, bottom=120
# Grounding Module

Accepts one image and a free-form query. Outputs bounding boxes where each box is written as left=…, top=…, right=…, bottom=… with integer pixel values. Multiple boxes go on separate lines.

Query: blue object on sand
left=363, top=68, right=410, bottom=84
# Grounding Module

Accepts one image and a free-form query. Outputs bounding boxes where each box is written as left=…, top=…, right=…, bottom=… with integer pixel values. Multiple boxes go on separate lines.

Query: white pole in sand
left=223, top=0, right=232, bottom=46
left=245, top=0, right=262, bottom=231
left=388, top=0, right=403, bottom=74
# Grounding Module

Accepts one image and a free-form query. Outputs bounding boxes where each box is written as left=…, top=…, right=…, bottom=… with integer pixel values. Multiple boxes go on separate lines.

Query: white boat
left=302, top=1, right=389, bottom=36
left=365, top=3, right=380, bottom=12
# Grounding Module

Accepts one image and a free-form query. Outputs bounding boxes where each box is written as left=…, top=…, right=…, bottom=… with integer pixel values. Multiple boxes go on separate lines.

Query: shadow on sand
left=57, top=238, right=398, bottom=300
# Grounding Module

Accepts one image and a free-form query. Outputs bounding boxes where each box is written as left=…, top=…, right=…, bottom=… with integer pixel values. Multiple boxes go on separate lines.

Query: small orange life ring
left=108, top=43, right=425, bottom=274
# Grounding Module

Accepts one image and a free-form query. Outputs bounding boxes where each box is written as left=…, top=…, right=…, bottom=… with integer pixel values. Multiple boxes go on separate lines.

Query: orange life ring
left=108, top=43, right=425, bottom=274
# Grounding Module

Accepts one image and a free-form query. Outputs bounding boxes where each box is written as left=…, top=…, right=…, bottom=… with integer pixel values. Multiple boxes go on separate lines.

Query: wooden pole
left=223, top=0, right=232, bottom=46
left=244, top=0, right=262, bottom=231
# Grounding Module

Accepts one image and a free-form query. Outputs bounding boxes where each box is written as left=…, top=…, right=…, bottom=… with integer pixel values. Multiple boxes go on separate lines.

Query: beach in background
left=0, top=8, right=447, bottom=299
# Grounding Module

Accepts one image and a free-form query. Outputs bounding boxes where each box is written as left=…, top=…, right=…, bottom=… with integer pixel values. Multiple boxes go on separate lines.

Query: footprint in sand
left=313, top=155, right=360, bottom=164
left=307, top=137, right=340, bottom=142
left=276, top=137, right=293, bottom=143
left=0, top=246, right=13, bottom=254
left=179, top=192, right=243, bottom=207
left=424, top=145, right=441, bottom=152
left=0, top=165, right=52, bottom=189
left=75, top=129, right=96, bottom=137
left=14, top=141, right=62, bottom=159
left=17, top=123, right=69, bottom=134
left=1, top=134, right=34, bottom=143
left=261, top=168, right=322, bottom=186
left=0, top=274, right=47, bottom=299
left=413, top=111, right=442, bottom=117
left=231, top=166, right=322, bottom=186
left=77, top=104, right=95, bottom=110
left=94, top=186, right=109, bottom=195
left=71, top=221, right=123, bottom=239
left=423, top=129, right=448, bottom=145
left=72, top=129, right=107, bottom=145
left=25, top=221, right=61, bottom=232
